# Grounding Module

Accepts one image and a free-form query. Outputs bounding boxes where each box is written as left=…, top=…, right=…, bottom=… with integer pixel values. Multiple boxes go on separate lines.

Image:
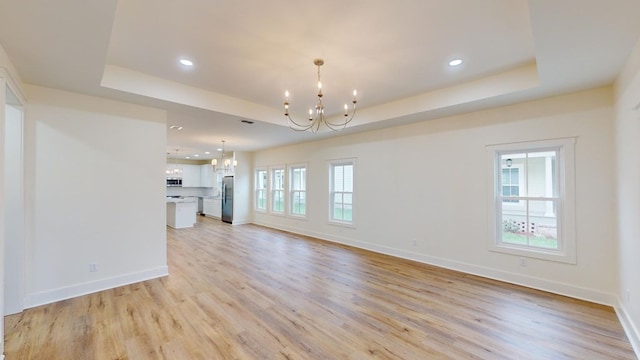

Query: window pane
left=343, top=193, right=353, bottom=205
left=334, top=193, right=343, bottom=206
left=529, top=200, right=558, bottom=249
left=274, top=169, right=284, bottom=190
left=333, top=193, right=344, bottom=220
left=256, top=170, right=267, bottom=210
left=334, top=165, right=344, bottom=192
left=270, top=168, right=285, bottom=212
left=257, top=170, right=267, bottom=189
left=292, top=168, right=300, bottom=190
left=510, top=170, right=517, bottom=185
left=501, top=154, right=520, bottom=169
left=501, top=198, right=559, bottom=249
left=291, top=191, right=306, bottom=215
left=343, top=203, right=353, bottom=221
left=257, top=189, right=267, bottom=210
left=330, top=160, right=354, bottom=224
left=344, top=165, right=353, bottom=192
left=501, top=166, right=519, bottom=202
left=274, top=190, right=284, bottom=212
left=527, top=151, right=556, bottom=198
left=501, top=200, right=528, bottom=246
left=501, top=154, right=524, bottom=195
left=291, top=167, right=307, bottom=191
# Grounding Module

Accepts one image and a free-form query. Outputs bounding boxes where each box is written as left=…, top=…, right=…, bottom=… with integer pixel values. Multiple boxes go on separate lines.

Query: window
left=488, top=138, right=576, bottom=263
left=270, top=167, right=285, bottom=214
left=501, top=166, right=521, bottom=203
left=329, top=159, right=355, bottom=225
left=255, top=169, right=267, bottom=211
left=289, top=164, right=307, bottom=217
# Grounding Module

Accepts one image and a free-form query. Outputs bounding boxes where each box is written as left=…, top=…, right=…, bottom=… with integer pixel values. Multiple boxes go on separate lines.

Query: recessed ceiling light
left=179, top=59, right=193, bottom=67
left=194, top=154, right=199, bottom=157
left=205, top=151, right=210, bottom=155
left=449, top=59, right=463, bottom=67
left=217, top=148, right=223, bottom=152
left=169, top=125, right=183, bottom=130
left=186, top=156, right=191, bottom=159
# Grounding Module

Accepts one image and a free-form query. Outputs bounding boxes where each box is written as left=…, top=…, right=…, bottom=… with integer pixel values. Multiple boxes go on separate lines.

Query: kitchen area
left=166, top=158, right=234, bottom=229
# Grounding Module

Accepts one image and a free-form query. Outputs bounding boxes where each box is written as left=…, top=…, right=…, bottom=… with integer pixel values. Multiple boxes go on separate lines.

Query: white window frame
left=487, top=138, right=576, bottom=264
left=288, top=163, right=308, bottom=219
left=255, top=168, right=267, bottom=212
left=269, top=166, right=285, bottom=215
left=328, top=158, right=356, bottom=227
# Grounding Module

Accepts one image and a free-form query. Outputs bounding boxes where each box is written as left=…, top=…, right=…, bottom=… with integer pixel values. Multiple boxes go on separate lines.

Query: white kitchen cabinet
left=181, top=164, right=201, bottom=187
left=203, top=197, right=221, bottom=218
left=200, top=164, right=215, bottom=188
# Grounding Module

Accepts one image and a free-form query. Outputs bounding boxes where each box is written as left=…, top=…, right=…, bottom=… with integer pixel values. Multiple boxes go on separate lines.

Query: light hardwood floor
left=5, top=216, right=637, bottom=359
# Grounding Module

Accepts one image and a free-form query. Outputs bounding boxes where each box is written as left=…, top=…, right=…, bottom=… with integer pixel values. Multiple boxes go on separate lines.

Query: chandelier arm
left=287, top=114, right=315, bottom=131
left=324, top=103, right=358, bottom=131
left=314, top=113, right=322, bottom=132
left=284, top=58, right=357, bottom=133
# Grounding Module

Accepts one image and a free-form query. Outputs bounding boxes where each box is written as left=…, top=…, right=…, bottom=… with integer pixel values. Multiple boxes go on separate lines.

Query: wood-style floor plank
left=5, top=216, right=637, bottom=359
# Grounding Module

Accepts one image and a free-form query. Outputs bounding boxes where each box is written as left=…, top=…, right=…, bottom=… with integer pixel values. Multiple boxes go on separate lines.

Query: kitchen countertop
left=166, top=196, right=197, bottom=203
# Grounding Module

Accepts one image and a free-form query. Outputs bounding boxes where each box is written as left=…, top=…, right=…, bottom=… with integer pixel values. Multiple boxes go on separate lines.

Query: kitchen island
left=166, top=197, right=197, bottom=229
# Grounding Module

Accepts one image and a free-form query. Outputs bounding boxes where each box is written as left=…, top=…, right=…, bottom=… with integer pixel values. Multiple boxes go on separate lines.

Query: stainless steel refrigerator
left=221, top=176, right=233, bottom=223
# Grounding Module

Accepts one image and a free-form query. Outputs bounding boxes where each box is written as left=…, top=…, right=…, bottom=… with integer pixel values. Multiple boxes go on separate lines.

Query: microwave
left=166, top=178, right=182, bottom=187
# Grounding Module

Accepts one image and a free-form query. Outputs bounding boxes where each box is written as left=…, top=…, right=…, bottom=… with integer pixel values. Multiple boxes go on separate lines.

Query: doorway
left=4, top=85, right=25, bottom=315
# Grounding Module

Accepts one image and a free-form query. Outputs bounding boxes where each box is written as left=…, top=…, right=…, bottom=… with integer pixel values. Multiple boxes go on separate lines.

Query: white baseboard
left=615, top=300, right=640, bottom=358
left=25, top=266, right=169, bottom=309
left=230, top=217, right=251, bottom=225
left=256, top=219, right=640, bottom=356
left=370, top=244, right=616, bottom=305
left=253, top=219, right=616, bottom=306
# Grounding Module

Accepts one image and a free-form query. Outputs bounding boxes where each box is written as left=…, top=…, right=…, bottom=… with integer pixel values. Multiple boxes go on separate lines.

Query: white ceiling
left=1, top=0, right=639, bottom=160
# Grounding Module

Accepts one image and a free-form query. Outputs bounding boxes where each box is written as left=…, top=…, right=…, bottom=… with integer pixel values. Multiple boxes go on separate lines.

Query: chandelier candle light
left=166, top=148, right=182, bottom=176
left=284, top=59, right=357, bottom=132
left=211, top=140, right=237, bottom=173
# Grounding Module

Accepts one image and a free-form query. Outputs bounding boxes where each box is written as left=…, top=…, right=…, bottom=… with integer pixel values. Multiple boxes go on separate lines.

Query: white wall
left=23, top=85, right=169, bottom=307
left=0, top=74, right=6, bottom=360
left=254, top=87, right=618, bottom=305
left=614, top=39, right=640, bottom=354
left=232, top=151, right=252, bottom=225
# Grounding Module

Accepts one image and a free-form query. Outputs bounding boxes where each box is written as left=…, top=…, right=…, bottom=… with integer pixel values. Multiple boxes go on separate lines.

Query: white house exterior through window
left=289, top=164, right=307, bottom=218
left=270, top=167, right=285, bottom=214
left=329, top=159, right=355, bottom=225
left=255, top=169, right=267, bottom=211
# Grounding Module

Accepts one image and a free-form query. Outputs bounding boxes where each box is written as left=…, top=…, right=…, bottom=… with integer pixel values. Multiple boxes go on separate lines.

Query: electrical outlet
left=519, top=258, right=527, bottom=267
left=89, top=263, right=98, bottom=272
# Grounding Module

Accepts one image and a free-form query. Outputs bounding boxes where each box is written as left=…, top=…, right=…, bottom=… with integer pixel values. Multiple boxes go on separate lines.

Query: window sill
left=328, top=220, right=356, bottom=229
left=489, top=242, right=576, bottom=264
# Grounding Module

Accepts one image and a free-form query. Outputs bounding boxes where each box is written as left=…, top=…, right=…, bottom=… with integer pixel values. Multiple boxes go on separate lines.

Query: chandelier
left=284, top=59, right=357, bottom=132
left=211, top=140, right=237, bottom=173
left=166, top=148, right=182, bottom=176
